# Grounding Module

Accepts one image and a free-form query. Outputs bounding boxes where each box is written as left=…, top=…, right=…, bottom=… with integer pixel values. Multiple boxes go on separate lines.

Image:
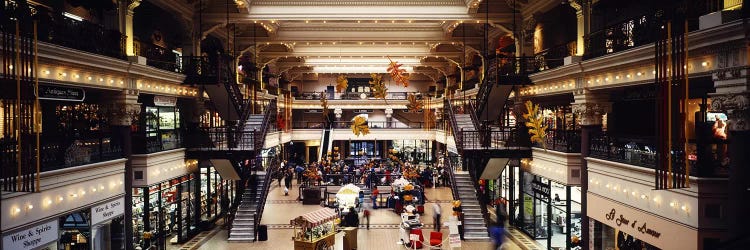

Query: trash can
left=258, top=224, right=268, bottom=241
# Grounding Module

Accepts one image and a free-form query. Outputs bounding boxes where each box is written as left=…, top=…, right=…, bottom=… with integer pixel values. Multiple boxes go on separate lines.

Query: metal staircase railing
left=467, top=157, right=492, bottom=234
left=444, top=99, right=464, bottom=154
left=253, top=158, right=279, bottom=241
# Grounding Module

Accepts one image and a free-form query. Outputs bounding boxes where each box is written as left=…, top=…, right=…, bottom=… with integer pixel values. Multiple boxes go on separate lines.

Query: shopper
left=371, top=188, right=379, bottom=209
left=432, top=203, right=441, bottom=231
left=363, top=208, right=371, bottom=230
left=489, top=221, right=505, bottom=250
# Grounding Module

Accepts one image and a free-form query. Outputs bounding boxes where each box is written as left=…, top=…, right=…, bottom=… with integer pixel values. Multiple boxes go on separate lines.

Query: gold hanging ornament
left=351, top=115, right=370, bottom=136
left=387, top=56, right=410, bottom=87
left=406, top=93, right=423, bottom=112
left=369, top=73, right=387, bottom=99
left=320, top=91, right=330, bottom=119
left=523, top=100, right=547, bottom=149
left=335, top=75, right=348, bottom=93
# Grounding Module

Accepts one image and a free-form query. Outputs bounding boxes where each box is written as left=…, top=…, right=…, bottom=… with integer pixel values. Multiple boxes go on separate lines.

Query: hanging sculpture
left=369, top=73, right=388, bottom=99
left=387, top=56, right=410, bottom=87
left=351, top=115, right=370, bottom=136
left=406, top=93, right=423, bottom=112
left=335, top=74, right=348, bottom=93
left=523, top=100, right=547, bottom=149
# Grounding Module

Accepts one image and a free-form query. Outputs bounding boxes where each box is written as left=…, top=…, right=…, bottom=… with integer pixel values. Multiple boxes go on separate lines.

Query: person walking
left=363, top=208, right=371, bottom=230
left=489, top=221, right=505, bottom=250
left=371, top=188, right=379, bottom=209
left=432, top=203, right=442, bottom=231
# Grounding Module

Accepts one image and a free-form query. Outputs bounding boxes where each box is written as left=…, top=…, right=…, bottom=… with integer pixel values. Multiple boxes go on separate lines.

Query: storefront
left=200, top=166, right=237, bottom=222
left=488, top=164, right=520, bottom=224
left=136, top=95, right=182, bottom=154
left=587, top=192, right=700, bottom=250
left=2, top=197, right=125, bottom=250
left=132, top=174, right=197, bottom=249
left=518, top=171, right=582, bottom=250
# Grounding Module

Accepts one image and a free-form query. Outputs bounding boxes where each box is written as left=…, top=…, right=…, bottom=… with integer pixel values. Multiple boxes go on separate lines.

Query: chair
left=409, top=228, right=424, bottom=249
left=429, top=231, right=443, bottom=249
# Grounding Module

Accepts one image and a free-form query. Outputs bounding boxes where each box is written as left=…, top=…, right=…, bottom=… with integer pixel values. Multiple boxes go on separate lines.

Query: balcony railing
left=292, top=121, right=425, bottom=129
left=584, top=12, right=663, bottom=60
left=133, top=130, right=182, bottom=154
left=1, top=2, right=126, bottom=60
left=590, top=134, right=729, bottom=178
left=184, top=127, right=256, bottom=151
left=134, top=39, right=180, bottom=72
left=589, top=135, right=657, bottom=168
left=2, top=132, right=123, bottom=176
left=534, top=41, right=576, bottom=71
left=294, top=91, right=420, bottom=100
left=536, top=129, right=581, bottom=153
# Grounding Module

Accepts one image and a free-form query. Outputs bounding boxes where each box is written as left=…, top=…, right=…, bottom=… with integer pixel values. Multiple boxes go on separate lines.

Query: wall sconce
left=385, top=108, right=393, bottom=118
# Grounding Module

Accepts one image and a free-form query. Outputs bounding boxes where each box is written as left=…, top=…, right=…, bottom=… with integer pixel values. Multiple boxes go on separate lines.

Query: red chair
left=417, top=205, right=425, bottom=214
left=409, top=228, right=424, bottom=249
left=429, top=231, right=443, bottom=249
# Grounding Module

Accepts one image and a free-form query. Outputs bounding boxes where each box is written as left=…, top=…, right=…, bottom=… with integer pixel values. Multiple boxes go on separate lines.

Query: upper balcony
left=1, top=2, right=125, bottom=60
left=589, top=133, right=729, bottom=178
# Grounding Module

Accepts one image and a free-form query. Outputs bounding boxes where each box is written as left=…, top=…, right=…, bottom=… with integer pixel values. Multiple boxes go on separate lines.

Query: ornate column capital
left=711, top=93, right=750, bottom=131
left=126, top=0, right=141, bottom=14
left=109, top=90, right=141, bottom=126
left=568, top=0, right=583, bottom=12
left=572, top=91, right=611, bottom=126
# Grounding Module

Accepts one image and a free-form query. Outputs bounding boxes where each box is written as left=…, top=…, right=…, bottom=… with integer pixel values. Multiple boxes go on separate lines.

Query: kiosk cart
left=291, top=208, right=339, bottom=250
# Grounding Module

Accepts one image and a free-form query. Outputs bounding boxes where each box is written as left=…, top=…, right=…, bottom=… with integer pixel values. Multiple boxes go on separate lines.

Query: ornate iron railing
left=537, top=129, right=581, bottom=153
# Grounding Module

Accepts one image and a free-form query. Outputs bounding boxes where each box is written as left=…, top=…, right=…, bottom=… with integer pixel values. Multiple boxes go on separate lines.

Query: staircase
left=454, top=172, right=489, bottom=240
left=229, top=172, right=266, bottom=241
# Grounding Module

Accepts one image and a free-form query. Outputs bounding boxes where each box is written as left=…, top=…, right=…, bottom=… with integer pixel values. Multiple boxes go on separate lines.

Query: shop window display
left=142, top=106, right=181, bottom=153
left=200, top=167, right=236, bottom=221
left=519, top=171, right=582, bottom=249
left=131, top=174, right=196, bottom=250
left=60, top=212, right=90, bottom=250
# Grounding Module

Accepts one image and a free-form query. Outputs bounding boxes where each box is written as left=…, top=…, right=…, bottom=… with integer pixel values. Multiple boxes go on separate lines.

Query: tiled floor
left=172, top=180, right=522, bottom=250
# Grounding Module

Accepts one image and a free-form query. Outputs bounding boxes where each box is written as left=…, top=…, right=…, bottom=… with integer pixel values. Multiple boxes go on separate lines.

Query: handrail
left=467, top=159, right=491, bottom=234
left=253, top=158, right=279, bottom=241
left=443, top=99, right=464, bottom=154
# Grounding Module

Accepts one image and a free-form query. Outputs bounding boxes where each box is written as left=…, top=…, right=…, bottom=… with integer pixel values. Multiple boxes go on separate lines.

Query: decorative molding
left=127, top=0, right=142, bottom=12
left=710, top=94, right=749, bottom=131
left=249, top=0, right=465, bottom=6
left=572, top=102, right=610, bottom=126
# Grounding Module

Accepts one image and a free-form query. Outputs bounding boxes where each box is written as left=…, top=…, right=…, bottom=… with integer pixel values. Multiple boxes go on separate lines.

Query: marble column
left=571, top=91, right=610, bottom=250
left=118, top=0, right=141, bottom=57
left=568, top=0, right=591, bottom=56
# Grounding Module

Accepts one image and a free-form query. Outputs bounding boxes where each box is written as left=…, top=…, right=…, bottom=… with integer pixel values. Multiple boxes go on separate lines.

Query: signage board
left=154, top=95, right=177, bottom=106
left=37, top=84, right=85, bottom=101
left=3, top=220, right=59, bottom=250
left=532, top=179, right=550, bottom=197
left=91, top=197, right=125, bottom=225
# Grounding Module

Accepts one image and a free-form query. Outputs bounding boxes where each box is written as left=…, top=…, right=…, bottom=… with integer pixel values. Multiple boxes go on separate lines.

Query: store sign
left=37, top=84, right=85, bottom=101
left=604, top=208, right=661, bottom=239
left=2, top=220, right=59, bottom=250
left=154, top=95, right=177, bottom=106
left=531, top=180, right=550, bottom=197
left=91, top=198, right=125, bottom=225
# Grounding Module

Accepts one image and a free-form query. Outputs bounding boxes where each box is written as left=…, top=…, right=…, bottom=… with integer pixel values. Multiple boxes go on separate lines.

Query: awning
left=290, top=208, right=338, bottom=228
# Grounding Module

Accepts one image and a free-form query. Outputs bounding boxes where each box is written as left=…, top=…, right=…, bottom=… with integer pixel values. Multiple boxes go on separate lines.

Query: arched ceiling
left=163, top=0, right=530, bottom=76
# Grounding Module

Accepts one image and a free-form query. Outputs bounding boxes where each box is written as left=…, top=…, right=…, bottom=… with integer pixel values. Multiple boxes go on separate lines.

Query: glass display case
left=139, top=102, right=181, bottom=154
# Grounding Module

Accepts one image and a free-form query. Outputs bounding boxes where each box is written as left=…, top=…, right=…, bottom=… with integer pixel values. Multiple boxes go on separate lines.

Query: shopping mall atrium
left=1, top=0, right=749, bottom=249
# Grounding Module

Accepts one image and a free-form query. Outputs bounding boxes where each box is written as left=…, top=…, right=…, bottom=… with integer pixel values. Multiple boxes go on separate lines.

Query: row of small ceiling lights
left=590, top=178, right=691, bottom=214
left=8, top=160, right=197, bottom=216
left=520, top=61, right=712, bottom=96
left=9, top=179, right=124, bottom=216
left=29, top=67, right=198, bottom=96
